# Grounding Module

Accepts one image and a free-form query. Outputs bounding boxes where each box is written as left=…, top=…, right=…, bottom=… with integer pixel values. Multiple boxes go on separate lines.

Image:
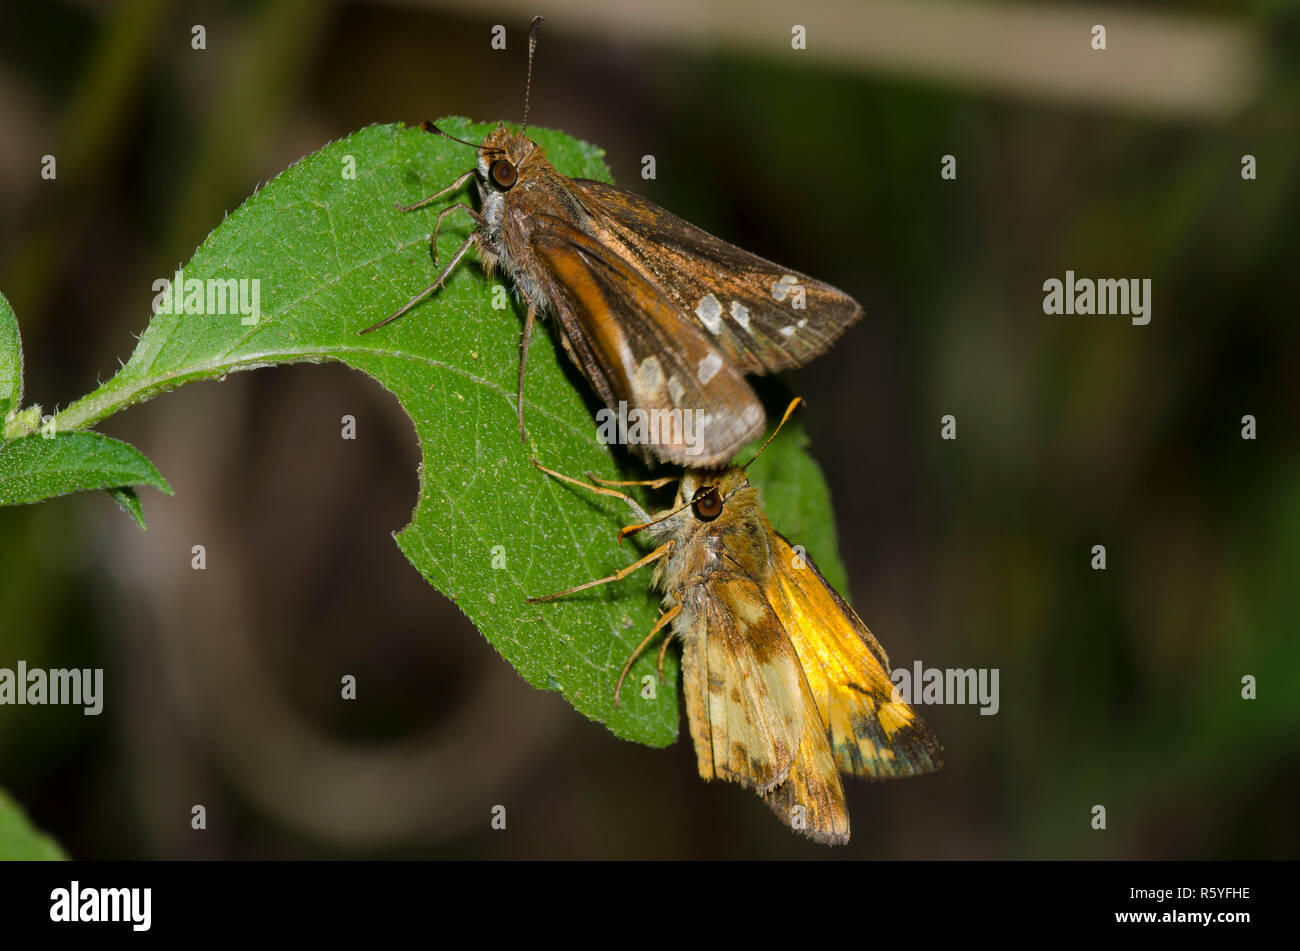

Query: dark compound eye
left=691, top=486, right=723, bottom=522
left=489, top=158, right=518, bottom=190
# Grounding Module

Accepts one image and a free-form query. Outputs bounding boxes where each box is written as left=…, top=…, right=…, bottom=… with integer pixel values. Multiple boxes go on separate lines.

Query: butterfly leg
left=531, top=460, right=651, bottom=522
left=655, top=623, right=677, bottom=680
left=584, top=473, right=678, bottom=490
left=614, top=603, right=682, bottom=706
left=427, top=203, right=486, bottom=267
left=516, top=305, right=536, bottom=443
left=525, top=541, right=672, bottom=604
left=394, top=169, right=475, bottom=213
left=358, top=232, right=476, bottom=335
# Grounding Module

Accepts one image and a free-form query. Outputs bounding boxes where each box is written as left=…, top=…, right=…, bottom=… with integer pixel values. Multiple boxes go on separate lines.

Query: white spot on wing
left=771, top=274, right=799, bottom=302
left=697, top=352, right=723, bottom=384
left=780, top=325, right=796, bottom=337
left=637, top=356, right=665, bottom=394
left=730, top=301, right=751, bottom=331
left=695, top=294, right=723, bottom=334
left=668, top=374, right=685, bottom=405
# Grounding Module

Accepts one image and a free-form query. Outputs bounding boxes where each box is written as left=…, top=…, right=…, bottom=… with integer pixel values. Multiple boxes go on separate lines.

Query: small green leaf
left=2, top=406, right=40, bottom=442
left=46, top=119, right=849, bottom=745
left=0, top=292, right=22, bottom=423
left=0, top=787, right=66, bottom=860
left=109, top=486, right=149, bottom=529
left=0, top=432, right=171, bottom=506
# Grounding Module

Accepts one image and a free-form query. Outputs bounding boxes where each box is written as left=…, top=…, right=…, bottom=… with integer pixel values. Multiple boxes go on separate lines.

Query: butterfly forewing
left=573, top=179, right=863, bottom=375
left=532, top=214, right=765, bottom=466
left=769, top=531, right=943, bottom=779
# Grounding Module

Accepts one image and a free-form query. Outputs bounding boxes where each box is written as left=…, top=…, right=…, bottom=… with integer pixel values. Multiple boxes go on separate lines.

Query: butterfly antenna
left=522, top=15, right=544, bottom=132
left=742, top=397, right=804, bottom=470
left=420, top=120, right=501, bottom=155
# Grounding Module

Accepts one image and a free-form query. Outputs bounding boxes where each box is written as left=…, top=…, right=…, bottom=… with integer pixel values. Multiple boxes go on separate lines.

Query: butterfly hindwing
left=679, top=575, right=806, bottom=792
left=759, top=667, right=851, bottom=845
left=677, top=560, right=856, bottom=845
left=530, top=214, right=765, bottom=466
left=573, top=179, right=863, bottom=375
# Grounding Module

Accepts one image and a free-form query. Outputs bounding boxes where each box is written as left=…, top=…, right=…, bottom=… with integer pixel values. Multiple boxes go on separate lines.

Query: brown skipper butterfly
left=526, top=399, right=943, bottom=844
left=360, top=17, right=863, bottom=468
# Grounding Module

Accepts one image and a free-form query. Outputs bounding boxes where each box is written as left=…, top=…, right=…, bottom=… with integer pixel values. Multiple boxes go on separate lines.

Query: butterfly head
left=676, top=396, right=805, bottom=523
left=634, top=397, right=805, bottom=542
left=653, top=468, right=768, bottom=577
left=475, top=124, right=544, bottom=194
left=676, top=468, right=749, bottom=525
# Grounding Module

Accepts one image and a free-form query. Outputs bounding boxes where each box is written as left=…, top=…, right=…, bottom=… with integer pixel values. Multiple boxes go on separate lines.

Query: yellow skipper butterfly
left=527, top=399, right=942, bottom=844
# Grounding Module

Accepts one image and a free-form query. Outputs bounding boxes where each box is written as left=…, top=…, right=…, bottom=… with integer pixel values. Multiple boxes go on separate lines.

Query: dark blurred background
left=0, top=0, right=1297, bottom=859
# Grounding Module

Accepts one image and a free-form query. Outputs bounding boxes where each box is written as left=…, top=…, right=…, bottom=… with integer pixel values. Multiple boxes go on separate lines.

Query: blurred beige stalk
left=394, top=0, right=1259, bottom=117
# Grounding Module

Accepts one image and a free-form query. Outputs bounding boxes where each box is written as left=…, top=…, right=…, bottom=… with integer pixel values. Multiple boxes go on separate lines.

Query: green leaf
left=744, top=416, right=850, bottom=597
left=0, top=297, right=165, bottom=523
left=109, top=486, right=149, bottom=529
left=48, top=119, right=848, bottom=745
left=0, top=787, right=66, bottom=860
left=0, top=432, right=171, bottom=507
left=0, top=292, right=22, bottom=424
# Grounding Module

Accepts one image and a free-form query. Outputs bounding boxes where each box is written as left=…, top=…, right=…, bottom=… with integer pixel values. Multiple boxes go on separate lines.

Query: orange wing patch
left=769, top=531, right=943, bottom=779
left=530, top=215, right=765, bottom=467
